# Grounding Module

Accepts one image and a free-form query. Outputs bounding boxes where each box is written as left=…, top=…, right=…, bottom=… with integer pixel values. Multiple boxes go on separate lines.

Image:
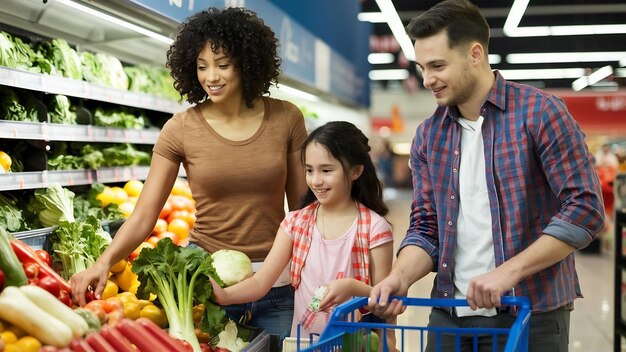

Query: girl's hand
left=209, top=276, right=229, bottom=305
left=319, top=278, right=355, bottom=311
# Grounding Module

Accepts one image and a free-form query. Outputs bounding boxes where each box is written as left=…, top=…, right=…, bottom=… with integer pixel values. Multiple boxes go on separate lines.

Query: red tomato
left=0, top=269, right=5, bottom=289
left=200, top=343, right=215, bottom=352
left=35, top=249, right=52, bottom=267
left=37, top=275, right=61, bottom=298
left=23, top=261, right=39, bottom=279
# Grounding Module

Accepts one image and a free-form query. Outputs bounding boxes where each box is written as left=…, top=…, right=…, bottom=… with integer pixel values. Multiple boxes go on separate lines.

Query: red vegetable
left=134, top=318, right=189, bottom=352
left=98, top=325, right=136, bottom=352
left=69, top=338, right=97, bottom=352
left=23, top=261, right=39, bottom=279
left=116, top=319, right=175, bottom=352
left=85, top=333, right=117, bottom=352
left=36, top=249, right=52, bottom=267
left=38, top=275, right=62, bottom=298
left=10, top=239, right=71, bottom=293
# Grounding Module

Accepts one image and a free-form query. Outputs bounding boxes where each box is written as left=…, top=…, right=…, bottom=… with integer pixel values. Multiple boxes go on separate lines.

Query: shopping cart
left=296, top=296, right=531, bottom=352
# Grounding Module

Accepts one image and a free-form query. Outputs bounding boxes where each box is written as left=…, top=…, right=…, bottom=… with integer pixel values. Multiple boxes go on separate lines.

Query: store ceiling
left=360, top=0, right=626, bottom=91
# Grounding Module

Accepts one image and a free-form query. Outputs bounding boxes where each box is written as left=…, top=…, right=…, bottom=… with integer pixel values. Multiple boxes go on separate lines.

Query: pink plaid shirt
left=285, top=201, right=372, bottom=289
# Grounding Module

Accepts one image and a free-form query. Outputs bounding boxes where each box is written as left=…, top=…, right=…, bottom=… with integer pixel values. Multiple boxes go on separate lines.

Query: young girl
left=211, top=121, right=394, bottom=338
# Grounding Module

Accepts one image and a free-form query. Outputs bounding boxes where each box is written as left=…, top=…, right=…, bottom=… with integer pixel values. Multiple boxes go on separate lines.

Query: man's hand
left=466, top=265, right=518, bottom=310
left=367, top=273, right=408, bottom=319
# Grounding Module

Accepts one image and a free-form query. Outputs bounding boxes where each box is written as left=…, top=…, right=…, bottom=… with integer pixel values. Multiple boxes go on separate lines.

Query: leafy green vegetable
left=0, top=87, right=39, bottom=122
left=27, top=184, right=75, bottom=227
left=47, top=95, right=76, bottom=125
left=93, top=107, right=145, bottom=129
left=132, top=238, right=224, bottom=352
left=51, top=215, right=110, bottom=280
left=102, top=144, right=151, bottom=167
left=41, top=38, right=83, bottom=80
left=0, top=193, right=30, bottom=232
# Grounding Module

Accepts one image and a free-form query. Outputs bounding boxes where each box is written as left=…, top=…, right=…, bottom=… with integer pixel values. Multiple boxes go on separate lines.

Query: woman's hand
left=69, top=262, right=110, bottom=306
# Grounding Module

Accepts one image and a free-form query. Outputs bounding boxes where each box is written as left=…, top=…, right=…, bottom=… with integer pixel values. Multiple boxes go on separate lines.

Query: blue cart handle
left=328, top=295, right=531, bottom=322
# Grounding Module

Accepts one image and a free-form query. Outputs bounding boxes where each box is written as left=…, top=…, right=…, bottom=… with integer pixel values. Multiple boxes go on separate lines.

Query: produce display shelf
left=0, top=167, right=186, bottom=191
left=0, top=120, right=161, bottom=144
left=0, top=66, right=187, bottom=114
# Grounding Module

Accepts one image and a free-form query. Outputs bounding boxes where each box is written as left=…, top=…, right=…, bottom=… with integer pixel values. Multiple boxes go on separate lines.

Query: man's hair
left=406, top=0, right=490, bottom=50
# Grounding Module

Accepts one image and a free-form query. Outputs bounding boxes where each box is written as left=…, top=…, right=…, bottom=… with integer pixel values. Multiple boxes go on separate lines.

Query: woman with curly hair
left=70, top=7, right=308, bottom=345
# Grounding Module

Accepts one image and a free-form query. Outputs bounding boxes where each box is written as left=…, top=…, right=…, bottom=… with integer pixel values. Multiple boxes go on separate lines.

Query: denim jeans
left=224, top=284, right=295, bottom=351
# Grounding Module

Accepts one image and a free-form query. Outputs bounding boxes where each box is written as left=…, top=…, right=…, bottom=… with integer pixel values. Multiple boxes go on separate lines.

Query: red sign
left=551, top=90, right=626, bottom=134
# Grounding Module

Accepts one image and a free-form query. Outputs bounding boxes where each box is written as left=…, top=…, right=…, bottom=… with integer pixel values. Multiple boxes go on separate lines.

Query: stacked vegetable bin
left=0, top=28, right=268, bottom=352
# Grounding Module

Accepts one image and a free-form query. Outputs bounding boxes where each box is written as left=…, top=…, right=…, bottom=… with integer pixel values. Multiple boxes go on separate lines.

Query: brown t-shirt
left=153, top=97, right=307, bottom=261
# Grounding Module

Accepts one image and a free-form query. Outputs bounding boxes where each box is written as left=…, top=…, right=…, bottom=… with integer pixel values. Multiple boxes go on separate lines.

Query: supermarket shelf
left=0, top=66, right=185, bottom=114
left=0, top=167, right=187, bottom=191
left=0, top=120, right=160, bottom=144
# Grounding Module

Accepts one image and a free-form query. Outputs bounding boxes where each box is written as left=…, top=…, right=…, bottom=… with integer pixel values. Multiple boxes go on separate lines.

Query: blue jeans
left=224, top=284, right=294, bottom=349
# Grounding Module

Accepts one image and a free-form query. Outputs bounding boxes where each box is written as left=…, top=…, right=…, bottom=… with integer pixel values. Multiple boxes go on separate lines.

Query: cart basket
left=297, top=295, right=531, bottom=352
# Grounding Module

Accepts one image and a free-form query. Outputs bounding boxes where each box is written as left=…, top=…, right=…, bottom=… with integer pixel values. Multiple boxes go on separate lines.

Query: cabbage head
left=211, top=249, right=253, bottom=287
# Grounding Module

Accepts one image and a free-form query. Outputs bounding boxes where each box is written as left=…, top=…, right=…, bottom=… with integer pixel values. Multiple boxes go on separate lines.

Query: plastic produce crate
left=296, top=296, right=531, bottom=352
left=243, top=329, right=271, bottom=351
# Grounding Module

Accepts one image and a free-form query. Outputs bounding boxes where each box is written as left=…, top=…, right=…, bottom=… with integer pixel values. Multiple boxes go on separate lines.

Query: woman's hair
left=166, top=7, right=281, bottom=107
left=299, top=121, right=388, bottom=216
left=406, top=0, right=489, bottom=51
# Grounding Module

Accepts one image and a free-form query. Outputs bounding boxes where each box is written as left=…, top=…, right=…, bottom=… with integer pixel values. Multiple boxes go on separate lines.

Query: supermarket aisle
left=383, top=188, right=614, bottom=352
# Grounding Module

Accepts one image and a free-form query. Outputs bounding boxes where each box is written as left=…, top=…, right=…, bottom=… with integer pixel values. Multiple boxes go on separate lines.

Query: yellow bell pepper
left=101, top=280, right=119, bottom=300
left=139, top=305, right=168, bottom=328
left=115, top=262, right=139, bottom=293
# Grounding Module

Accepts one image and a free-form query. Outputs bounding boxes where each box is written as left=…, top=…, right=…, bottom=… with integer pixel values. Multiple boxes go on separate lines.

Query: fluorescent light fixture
left=276, top=84, right=319, bottom=102
left=620, top=58, right=626, bottom=67
left=504, top=0, right=626, bottom=37
left=499, top=68, right=586, bottom=80
left=56, top=0, right=174, bottom=45
left=369, top=69, right=409, bottom=81
left=488, top=54, right=501, bottom=65
left=358, top=12, right=388, bottom=23
left=572, top=65, right=613, bottom=91
left=507, top=52, right=626, bottom=64
left=368, top=53, right=395, bottom=64
left=374, top=0, right=415, bottom=61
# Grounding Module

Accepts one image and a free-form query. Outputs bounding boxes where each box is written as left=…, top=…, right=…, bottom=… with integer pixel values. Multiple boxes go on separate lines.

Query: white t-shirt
left=453, top=116, right=497, bottom=317
left=283, top=208, right=393, bottom=337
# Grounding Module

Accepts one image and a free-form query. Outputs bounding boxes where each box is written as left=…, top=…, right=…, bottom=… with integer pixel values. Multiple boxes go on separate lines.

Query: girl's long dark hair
left=299, top=121, right=388, bottom=216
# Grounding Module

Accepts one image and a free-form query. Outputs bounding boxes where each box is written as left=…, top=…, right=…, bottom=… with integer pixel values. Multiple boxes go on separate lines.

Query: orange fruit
left=0, top=151, right=12, bottom=172
left=152, top=218, right=168, bottom=235
left=118, top=201, right=135, bottom=218
left=96, top=186, right=115, bottom=208
left=123, top=180, right=144, bottom=197
left=159, top=201, right=173, bottom=220
left=157, top=231, right=180, bottom=245
left=111, top=186, right=129, bottom=205
left=146, top=236, right=160, bottom=247
left=167, top=218, right=190, bottom=240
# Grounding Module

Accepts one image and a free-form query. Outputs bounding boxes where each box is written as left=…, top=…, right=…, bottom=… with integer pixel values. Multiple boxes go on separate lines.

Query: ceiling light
left=369, top=69, right=409, bottom=81
left=374, top=0, right=415, bottom=61
left=499, top=68, right=586, bottom=80
left=572, top=65, right=613, bottom=91
left=507, top=52, right=626, bottom=64
left=56, top=0, right=174, bottom=45
left=357, top=12, right=387, bottom=23
left=488, top=54, right=501, bottom=65
left=504, top=0, right=626, bottom=37
left=368, top=53, right=395, bottom=64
